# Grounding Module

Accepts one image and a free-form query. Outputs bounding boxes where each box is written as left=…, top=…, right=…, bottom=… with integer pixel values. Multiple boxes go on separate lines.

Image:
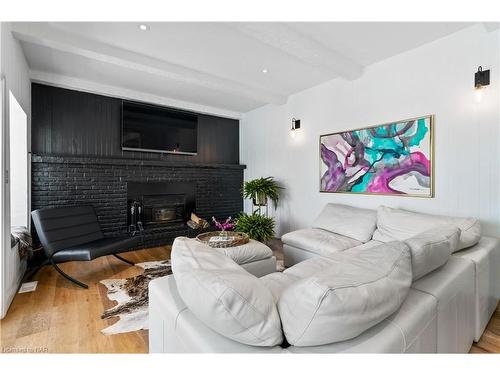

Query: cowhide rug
left=100, top=258, right=285, bottom=335
left=100, top=260, right=171, bottom=335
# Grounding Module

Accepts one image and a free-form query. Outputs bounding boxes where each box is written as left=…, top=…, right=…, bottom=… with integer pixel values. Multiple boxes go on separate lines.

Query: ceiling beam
left=30, top=71, right=243, bottom=119
left=12, top=23, right=288, bottom=106
left=230, top=23, right=363, bottom=80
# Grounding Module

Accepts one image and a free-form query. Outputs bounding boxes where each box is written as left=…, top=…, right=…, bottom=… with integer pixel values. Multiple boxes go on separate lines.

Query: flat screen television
left=122, top=100, right=198, bottom=155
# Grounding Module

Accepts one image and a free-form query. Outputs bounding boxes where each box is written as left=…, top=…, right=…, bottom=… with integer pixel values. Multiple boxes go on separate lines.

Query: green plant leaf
left=235, top=213, right=275, bottom=242
left=242, top=177, right=282, bottom=209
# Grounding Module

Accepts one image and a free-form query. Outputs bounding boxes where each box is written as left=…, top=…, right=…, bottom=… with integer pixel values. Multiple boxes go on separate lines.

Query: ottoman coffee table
left=213, top=239, right=277, bottom=277
left=195, top=232, right=277, bottom=277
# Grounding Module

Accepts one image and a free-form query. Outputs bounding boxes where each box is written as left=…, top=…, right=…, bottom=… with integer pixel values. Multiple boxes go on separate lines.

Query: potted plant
left=242, top=177, right=281, bottom=208
left=235, top=213, right=275, bottom=243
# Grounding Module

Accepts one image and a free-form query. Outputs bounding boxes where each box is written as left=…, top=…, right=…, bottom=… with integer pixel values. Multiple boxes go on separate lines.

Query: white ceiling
left=13, top=22, right=473, bottom=116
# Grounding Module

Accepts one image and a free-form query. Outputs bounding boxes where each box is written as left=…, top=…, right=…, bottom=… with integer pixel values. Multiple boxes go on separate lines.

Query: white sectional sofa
left=149, top=204, right=500, bottom=353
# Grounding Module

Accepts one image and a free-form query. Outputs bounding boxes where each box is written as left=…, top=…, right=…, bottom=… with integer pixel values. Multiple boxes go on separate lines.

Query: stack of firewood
left=187, top=213, right=210, bottom=230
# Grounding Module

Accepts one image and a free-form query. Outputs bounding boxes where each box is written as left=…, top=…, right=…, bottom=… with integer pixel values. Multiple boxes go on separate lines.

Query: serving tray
left=196, top=231, right=250, bottom=248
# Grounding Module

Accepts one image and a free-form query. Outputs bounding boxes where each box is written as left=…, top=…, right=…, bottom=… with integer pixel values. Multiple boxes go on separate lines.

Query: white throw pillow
left=404, top=225, right=460, bottom=281
left=373, top=206, right=480, bottom=251
left=278, top=241, right=412, bottom=346
left=171, top=237, right=283, bottom=347
left=312, top=203, right=377, bottom=243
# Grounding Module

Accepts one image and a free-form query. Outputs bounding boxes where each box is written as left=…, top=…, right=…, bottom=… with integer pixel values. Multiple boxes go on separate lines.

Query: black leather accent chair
left=31, top=206, right=141, bottom=288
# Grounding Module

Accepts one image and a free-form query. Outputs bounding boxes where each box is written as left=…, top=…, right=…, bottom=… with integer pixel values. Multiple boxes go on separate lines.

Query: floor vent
left=18, top=281, right=38, bottom=293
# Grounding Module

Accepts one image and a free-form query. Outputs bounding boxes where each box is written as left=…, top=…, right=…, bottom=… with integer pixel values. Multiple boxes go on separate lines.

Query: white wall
left=241, top=24, right=500, bottom=238
left=0, top=22, right=31, bottom=319
left=9, top=91, right=28, bottom=228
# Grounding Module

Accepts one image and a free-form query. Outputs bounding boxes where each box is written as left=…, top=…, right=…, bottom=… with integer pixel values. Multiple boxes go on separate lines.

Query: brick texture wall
left=31, top=155, right=245, bottom=248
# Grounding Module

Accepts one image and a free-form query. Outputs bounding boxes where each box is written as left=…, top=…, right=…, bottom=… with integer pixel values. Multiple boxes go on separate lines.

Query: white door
left=0, top=81, right=29, bottom=319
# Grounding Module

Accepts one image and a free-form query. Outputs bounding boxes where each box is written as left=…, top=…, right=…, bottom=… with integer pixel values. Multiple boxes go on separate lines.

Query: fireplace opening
left=152, top=207, right=177, bottom=223
left=142, top=193, right=185, bottom=224
left=127, top=181, right=195, bottom=231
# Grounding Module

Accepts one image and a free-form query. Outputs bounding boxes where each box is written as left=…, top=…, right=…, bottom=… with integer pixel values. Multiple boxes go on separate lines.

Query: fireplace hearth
left=127, top=181, right=196, bottom=232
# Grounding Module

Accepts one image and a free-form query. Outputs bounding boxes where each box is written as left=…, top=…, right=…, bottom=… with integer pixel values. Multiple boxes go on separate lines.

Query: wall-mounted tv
left=122, top=100, right=198, bottom=155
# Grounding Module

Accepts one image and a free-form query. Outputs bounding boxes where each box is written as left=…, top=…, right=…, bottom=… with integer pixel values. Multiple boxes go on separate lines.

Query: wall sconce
left=474, top=66, right=490, bottom=103
left=291, top=118, right=301, bottom=131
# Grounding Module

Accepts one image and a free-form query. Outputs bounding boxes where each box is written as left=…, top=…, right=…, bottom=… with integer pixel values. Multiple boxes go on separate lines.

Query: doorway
left=0, top=83, right=29, bottom=319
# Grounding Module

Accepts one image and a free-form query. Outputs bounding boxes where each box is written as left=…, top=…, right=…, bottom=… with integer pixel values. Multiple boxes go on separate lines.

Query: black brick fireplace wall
left=31, top=155, right=245, bottom=247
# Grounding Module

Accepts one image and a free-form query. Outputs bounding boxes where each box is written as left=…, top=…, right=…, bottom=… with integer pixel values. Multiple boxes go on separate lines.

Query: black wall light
left=475, top=66, right=490, bottom=88
left=291, top=118, right=301, bottom=131
left=474, top=66, right=490, bottom=103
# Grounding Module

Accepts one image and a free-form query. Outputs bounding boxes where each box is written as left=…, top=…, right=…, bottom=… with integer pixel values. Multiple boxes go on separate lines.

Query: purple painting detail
left=367, top=152, right=430, bottom=194
left=320, top=144, right=345, bottom=192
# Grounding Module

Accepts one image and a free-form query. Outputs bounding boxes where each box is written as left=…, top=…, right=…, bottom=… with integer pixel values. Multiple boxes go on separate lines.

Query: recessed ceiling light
left=262, top=69, right=269, bottom=74
left=138, top=24, right=150, bottom=31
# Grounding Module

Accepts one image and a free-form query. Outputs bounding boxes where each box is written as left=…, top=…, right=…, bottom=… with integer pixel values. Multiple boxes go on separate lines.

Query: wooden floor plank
left=0, top=247, right=168, bottom=353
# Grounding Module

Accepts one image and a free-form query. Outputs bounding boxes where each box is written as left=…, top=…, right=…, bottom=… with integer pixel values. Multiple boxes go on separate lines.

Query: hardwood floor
left=470, top=302, right=500, bottom=353
left=1, top=244, right=499, bottom=353
left=0, top=246, right=170, bottom=353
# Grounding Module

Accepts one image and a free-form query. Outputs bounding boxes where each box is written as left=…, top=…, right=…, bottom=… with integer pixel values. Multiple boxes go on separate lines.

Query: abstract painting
left=320, top=115, right=433, bottom=197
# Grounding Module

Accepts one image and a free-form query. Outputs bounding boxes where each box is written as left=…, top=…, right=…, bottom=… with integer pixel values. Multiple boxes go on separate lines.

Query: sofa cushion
left=373, top=206, right=481, bottom=251
left=404, top=225, right=460, bottom=281
left=278, top=241, right=412, bottom=346
left=259, top=272, right=300, bottom=302
left=284, top=256, right=338, bottom=279
left=312, top=203, right=377, bottom=243
left=214, top=239, right=272, bottom=265
left=344, top=239, right=383, bottom=252
left=286, top=289, right=437, bottom=353
left=171, top=237, right=283, bottom=347
left=282, top=240, right=394, bottom=282
left=281, top=228, right=362, bottom=257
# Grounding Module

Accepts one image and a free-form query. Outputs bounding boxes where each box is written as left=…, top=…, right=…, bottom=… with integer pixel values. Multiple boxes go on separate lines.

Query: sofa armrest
left=148, top=275, right=285, bottom=353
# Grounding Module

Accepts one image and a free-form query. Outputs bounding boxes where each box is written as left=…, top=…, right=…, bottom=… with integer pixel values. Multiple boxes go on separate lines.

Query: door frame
left=0, top=74, right=7, bottom=318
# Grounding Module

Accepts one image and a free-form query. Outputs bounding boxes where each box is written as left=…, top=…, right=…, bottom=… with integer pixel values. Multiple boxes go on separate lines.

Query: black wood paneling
left=31, top=83, right=240, bottom=164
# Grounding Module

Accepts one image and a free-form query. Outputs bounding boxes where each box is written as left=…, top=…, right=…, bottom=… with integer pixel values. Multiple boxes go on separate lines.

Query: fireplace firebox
left=127, top=181, right=195, bottom=232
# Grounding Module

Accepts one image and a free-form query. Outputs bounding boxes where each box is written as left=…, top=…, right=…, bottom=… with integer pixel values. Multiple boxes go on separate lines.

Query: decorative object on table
left=320, top=115, right=434, bottom=197
left=196, top=231, right=249, bottom=248
left=242, top=176, right=282, bottom=216
left=235, top=213, right=275, bottom=243
left=100, top=260, right=171, bottom=335
left=212, top=216, right=236, bottom=238
left=187, top=212, right=210, bottom=230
